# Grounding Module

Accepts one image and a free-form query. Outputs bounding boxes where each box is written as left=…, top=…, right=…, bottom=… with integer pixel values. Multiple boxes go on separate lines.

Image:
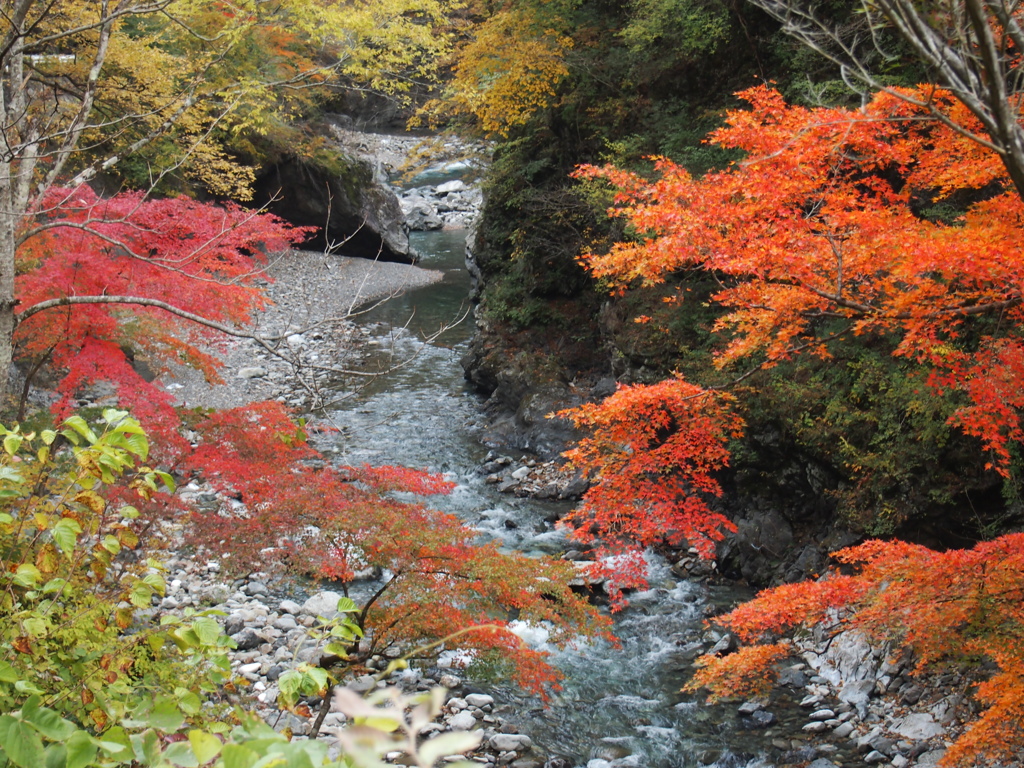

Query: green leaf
left=355, top=715, right=401, bottom=733
left=131, top=730, right=162, bottom=765
left=220, top=743, right=258, bottom=768
left=40, top=430, right=56, bottom=446
left=61, top=417, right=96, bottom=445
left=64, top=731, right=98, bottom=768
left=176, top=690, right=202, bottom=717
left=3, top=434, right=23, bottom=456
left=156, top=472, right=176, bottom=492
left=335, top=596, right=359, bottom=614
left=13, top=564, right=41, bottom=588
left=187, top=730, right=221, bottom=764
left=164, top=741, right=198, bottom=767
left=119, top=505, right=140, bottom=520
left=41, top=578, right=69, bottom=594
left=0, top=512, right=13, bottom=524
left=146, top=699, right=185, bottom=733
left=0, top=715, right=46, bottom=768
left=52, top=518, right=82, bottom=555
left=192, top=617, right=223, bottom=647
left=323, top=642, right=350, bottom=658
left=143, top=572, right=166, bottom=597
left=22, top=699, right=76, bottom=741
left=129, top=581, right=154, bottom=608
left=44, top=741, right=66, bottom=768
left=101, top=535, right=121, bottom=555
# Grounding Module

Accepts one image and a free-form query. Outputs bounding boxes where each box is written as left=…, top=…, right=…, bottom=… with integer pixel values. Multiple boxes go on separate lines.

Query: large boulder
left=253, top=152, right=412, bottom=262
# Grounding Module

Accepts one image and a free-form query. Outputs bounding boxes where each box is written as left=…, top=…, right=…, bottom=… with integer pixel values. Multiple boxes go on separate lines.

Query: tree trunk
left=0, top=170, right=18, bottom=405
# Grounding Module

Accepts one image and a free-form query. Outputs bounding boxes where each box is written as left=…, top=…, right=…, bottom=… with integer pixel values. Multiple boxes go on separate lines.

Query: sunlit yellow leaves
left=430, top=6, right=573, bottom=136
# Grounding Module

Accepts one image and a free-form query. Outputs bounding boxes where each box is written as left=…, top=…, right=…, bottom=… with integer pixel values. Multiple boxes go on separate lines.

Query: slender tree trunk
left=0, top=169, right=18, bottom=404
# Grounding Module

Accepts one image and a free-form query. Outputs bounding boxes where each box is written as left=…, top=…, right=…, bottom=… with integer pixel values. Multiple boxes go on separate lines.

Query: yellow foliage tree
left=419, top=0, right=577, bottom=136
left=0, top=0, right=455, bottom=396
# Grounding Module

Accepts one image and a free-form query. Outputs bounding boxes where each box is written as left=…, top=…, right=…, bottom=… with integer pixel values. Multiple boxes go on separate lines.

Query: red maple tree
left=8, top=186, right=610, bottom=698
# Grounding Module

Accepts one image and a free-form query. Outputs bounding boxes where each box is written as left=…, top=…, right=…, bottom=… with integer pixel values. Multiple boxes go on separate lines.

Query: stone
left=490, top=735, right=532, bottom=752
left=448, top=711, right=478, bottom=731
left=746, top=711, right=776, bottom=728
left=244, top=581, right=269, bottom=597
left=809, top=708, right=836, bottom=721
left=806, top=761, right=839, bottom=768
left=915, top=750, right=947, bottom=767
left=347, top=675, right=376, bottom=693
left=266, top=664, right=286, bottom=681
left=465, top=693, right=495, bottom=709
left=273, top=616, right=298, bottom=631
left=302, top=591, right=344, bottom=618
left=439, top=674, right=461, bottom=689
left=863, top=751, right=887, bottom=763
left=707, top=633, right=737, bottom=656
left=224, top=614, right=245, bottom=638
left=510, top=466, right=531, bottom=481
left=447, top=697, right=468, bottom=711
left=230, top=629, right=262, bottom=651
left=838, top=679, right=875, bottom=717
left=892, top=713, right=945, bottom=741
left=832, top=722, right=855, bottom=739
left=802, top=721, right=828, bottom=733
left=737, top=699, right=765, bottom=715
left=238, top=367, right=268, bottom=379
left=436, top=180, right=467, bottom=195
left=278, top=599, right=303, bottom=615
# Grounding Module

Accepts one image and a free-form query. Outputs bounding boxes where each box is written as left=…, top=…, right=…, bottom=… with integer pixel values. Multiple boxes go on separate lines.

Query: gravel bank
left=161, top=249, right=443, bottom=412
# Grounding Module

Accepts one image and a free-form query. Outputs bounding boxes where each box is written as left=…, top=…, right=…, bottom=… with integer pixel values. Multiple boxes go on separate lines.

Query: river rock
left=465, top=693, right=494, bottom=708
left=230, top=628, right=262, bottom=651
left=490, top=734, right=532, bottom=752
left=278, top=599, right=303, bottom=615
left=302, top=591, right=344, bottom=618
left=448, top=711, right=478, bottom=731
left=238, top=367, right=268, bottom=379
left=806, top=761, right=840, bottom=768
left=892, top=713, right=944, bottom=740
left=436, top=180, right=467, bottom=195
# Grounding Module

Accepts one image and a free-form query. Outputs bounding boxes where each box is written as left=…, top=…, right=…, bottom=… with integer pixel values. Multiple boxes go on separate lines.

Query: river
left=316, top=230, right=790, bottom=768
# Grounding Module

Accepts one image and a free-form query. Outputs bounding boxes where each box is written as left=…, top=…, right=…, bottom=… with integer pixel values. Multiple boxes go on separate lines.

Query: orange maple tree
left=561, top=85, right=1024, bottom=764
left=565, top=84, right=1024, bottom=538
left=687, top=536, right=1024, bottom=766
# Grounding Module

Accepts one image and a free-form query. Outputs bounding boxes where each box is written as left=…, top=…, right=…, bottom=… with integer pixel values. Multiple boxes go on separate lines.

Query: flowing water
left=315, top=230, right=781, bottom=768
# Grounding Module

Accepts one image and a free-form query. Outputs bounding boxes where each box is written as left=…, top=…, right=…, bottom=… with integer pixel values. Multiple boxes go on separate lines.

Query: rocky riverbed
left=153, top=548, right=545, bottom=767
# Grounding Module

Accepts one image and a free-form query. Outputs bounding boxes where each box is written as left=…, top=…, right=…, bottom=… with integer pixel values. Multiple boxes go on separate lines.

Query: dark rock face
left=253, top=153, right=411, bottom=262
